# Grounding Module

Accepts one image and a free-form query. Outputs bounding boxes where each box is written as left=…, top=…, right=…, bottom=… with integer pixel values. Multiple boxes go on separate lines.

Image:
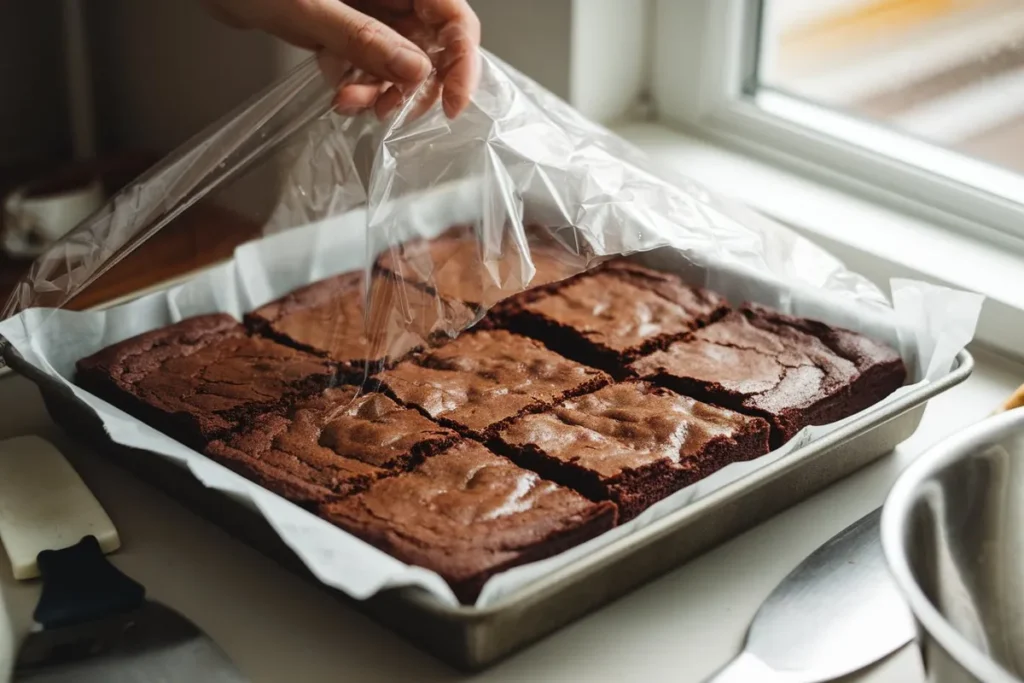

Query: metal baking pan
left=4, top=340, right=974, bottom=671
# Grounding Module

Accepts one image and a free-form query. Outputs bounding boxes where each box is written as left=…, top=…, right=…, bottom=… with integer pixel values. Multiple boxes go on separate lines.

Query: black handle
left=33, top=535, right=145, bottom=629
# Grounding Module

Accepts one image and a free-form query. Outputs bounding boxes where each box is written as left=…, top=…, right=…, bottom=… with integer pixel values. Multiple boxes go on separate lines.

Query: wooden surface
left=0, top=203, right=261, bottom=313
left=0, top=157, right=262, bottom=313
left=1004, top=383, right=1024, bottom=412
left=67, top=204, right=261, bottom=311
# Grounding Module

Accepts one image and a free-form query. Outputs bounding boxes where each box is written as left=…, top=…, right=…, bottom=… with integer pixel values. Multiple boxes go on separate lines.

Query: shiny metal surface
left=705, top=509, right=915, bottom=683
left=15, top=602, right=247, bottom=683
left=8, top=347, right=975, bottom=670
left=882, top=408, right=1024, bottom=683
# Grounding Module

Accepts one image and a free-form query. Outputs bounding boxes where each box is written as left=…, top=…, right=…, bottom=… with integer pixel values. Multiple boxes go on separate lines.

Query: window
left=651, top=0, right=1024, bottom=248
left=762, top=0, right=1024, bottom=175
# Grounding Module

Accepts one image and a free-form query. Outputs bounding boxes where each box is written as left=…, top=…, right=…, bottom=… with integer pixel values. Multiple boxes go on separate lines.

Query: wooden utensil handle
left=1004, top=383, right=1024, bottom=413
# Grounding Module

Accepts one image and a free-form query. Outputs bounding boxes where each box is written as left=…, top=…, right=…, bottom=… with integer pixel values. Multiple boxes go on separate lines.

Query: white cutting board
left=0, top=436, right=121, bottom=682
left=0, top=435, right=119, bottom=580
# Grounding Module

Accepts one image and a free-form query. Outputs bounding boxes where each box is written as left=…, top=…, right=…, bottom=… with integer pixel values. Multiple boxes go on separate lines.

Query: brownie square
left=375, top=225, right=587, bottom=315
left=246, top=270, right=472, bottom=379
left=503, top=260, right=729, bottom=374
left=318, top=440, right=618, bottom=603
left=742, top=303, right=907, bottom=416
left=629, top=307, right=906, bottom=446
left=376, top=329, right=610, bottom=439
left=493, top=381, right=770, bottom=521
left=205, top=386, right=459, bottom=506
left=75, top=314, right=335, bottom=450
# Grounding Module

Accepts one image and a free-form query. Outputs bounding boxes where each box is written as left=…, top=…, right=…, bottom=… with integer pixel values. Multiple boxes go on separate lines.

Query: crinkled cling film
left=0, top=51, right=982, bottom=608
left=2, top=51, right=891, bottom=358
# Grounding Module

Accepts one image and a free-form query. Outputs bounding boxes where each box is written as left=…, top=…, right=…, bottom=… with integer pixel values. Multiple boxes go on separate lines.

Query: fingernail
left=388, top=47, right=430, bottom=83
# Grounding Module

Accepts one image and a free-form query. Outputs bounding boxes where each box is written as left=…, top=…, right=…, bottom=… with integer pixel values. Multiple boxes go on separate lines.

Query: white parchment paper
left=0, top=191, right=983, bottom=609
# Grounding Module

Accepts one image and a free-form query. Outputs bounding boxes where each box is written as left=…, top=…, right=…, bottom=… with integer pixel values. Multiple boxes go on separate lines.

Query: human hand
left=202, top=0, right=481, bottom=118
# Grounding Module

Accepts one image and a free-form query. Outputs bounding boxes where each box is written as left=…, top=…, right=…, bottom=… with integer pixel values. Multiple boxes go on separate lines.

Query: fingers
left=413, top=0, right=480, bottom=117
left=299, top=0, right=480, bottom=120
left=337, top=83, right=388, bottom=114
left=437, top=21, right=480, bottom=118
left=374, top=76, right=441, bottom=121
left=319, top=50, right=388, bottom=116
left=409, top=76, right=444, bottom=121
left=300, top=0, right=432, bottom=86
left=374, top=85, right=406, bottom=119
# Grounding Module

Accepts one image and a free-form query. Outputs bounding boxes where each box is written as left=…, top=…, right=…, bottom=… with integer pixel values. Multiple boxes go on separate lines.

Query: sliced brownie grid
left=74, top=253, right=909, bottom=604
left=318, top=440, right=617, bottom=603
left=75, top=313, right=335, bottom=450
left=501, top=260, right=729, bottom=375
left=493, top=381, right=770, bottom=521
left=630, top=307, right=906, bottom=446
left=206, top=386, right=459, bottom=506
left=245, top=270, right=466, bottom=379
left=377, top=329, right=610, bottom=439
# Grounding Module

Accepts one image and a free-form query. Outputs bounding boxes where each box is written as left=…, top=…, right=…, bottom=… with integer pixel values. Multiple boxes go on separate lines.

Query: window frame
left=649, top=0, right=1024, bottom=253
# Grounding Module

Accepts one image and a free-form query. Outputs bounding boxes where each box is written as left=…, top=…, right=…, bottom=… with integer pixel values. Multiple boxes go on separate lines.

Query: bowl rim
left=881, top=407, right=1024, bottom=683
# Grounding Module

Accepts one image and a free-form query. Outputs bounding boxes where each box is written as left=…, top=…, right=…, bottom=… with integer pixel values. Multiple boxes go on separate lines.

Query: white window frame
left=475, top=0, right=649, bottom=124
left=649, top=0, right=1024, bottom=254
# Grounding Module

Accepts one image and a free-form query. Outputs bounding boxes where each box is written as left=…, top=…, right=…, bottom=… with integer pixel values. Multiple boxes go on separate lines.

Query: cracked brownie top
left=375, top=225, right=586, bottom=311
left=245, top=270, right=470, bottom=376
left=75, top=313, right=335, bottom=448
left=497, top=381, right=767, bottom=479
left=497, top=261, right=730, bottom=375
left=376, top=329, right=610, bottom=438
left=493, top=380, right=770, bottom=520
left=518, top=262, right=728, bottom=355
left=205, top=386, right=459, bottom=505
left=629, top=309, right=864, bottom=444
left=318, top=439, right=617, bottom=602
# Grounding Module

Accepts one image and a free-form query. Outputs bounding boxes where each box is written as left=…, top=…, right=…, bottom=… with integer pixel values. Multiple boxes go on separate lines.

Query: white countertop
left=0, top=349, right=1020, bottom=683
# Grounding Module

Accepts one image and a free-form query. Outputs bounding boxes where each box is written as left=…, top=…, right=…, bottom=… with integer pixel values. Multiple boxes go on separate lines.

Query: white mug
left=2, top=178, right=104, bottom=258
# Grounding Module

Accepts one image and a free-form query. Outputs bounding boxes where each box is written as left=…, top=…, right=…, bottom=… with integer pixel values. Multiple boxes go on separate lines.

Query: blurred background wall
left=0, top=0, right=582, bottom=166
left=0, top=3, right=70, bottom=167
left=0, top=0, right=634, bottom=308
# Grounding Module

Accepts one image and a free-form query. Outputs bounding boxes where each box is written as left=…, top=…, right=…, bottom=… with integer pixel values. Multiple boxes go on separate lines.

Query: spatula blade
left=706, top=509, right=916, bottom=683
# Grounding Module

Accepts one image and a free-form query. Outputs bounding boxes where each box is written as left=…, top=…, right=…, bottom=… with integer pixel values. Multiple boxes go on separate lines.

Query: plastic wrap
left=0, top=52, right=982, bottom=607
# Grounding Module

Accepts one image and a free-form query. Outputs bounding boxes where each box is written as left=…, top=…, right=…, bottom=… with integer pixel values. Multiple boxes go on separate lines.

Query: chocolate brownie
left=318, top=440, right=618, bottom=603
left=376, top=225, right=587, bottom=314
left=630, top=307, right=906, bottom=446
left=376, top=329, right=610, bottom=439
left=246, top=271, right=470, bottom=378
left=502, top=260, right=729, bottom=374
left=205, top=387, right=459, bottom=506
left=493, top=381, right=770, bottom=520
left=742, top=303, right=907, bottom=416
left=75, top=314, right=335, bottom=450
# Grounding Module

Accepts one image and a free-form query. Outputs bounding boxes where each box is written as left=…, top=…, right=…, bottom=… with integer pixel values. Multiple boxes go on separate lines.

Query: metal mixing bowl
left=882, top=408, right=1024, bottom=683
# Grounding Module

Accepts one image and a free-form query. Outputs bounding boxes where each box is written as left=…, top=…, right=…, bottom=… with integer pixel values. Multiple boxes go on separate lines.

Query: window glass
left=758, top=0, right=1024, bottom=173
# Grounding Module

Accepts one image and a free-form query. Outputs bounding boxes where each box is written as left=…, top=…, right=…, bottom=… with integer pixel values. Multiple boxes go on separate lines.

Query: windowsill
left=614, top=121, right=1024, bottom=363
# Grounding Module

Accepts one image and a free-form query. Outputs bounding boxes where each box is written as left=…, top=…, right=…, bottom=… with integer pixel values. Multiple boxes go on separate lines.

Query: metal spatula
left=703, top=509, right=916, bottom=682
left=0, top=436, right=248, bottom=682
